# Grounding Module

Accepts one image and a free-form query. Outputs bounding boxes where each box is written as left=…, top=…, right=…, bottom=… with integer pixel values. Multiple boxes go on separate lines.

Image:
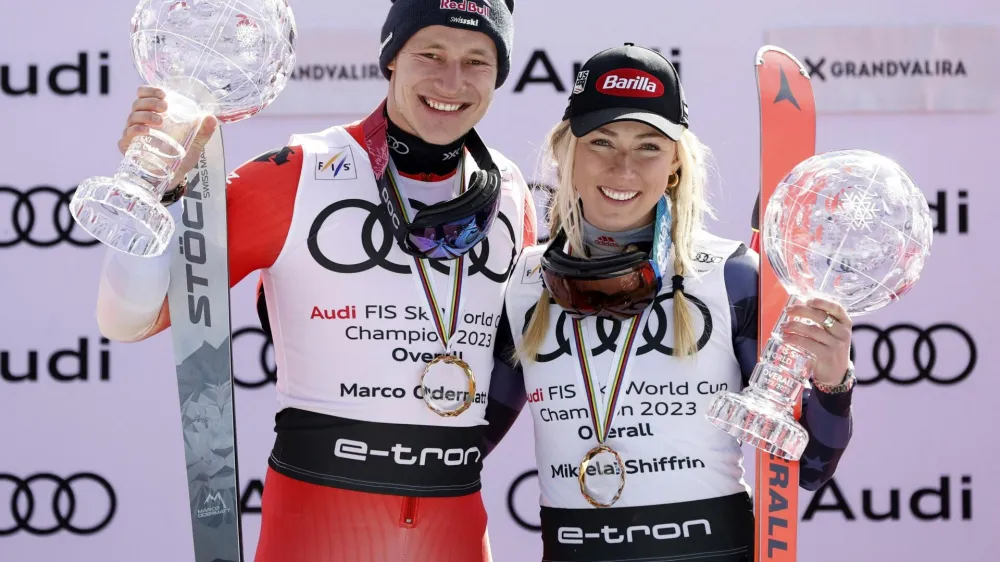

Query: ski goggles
left=540, top=198, right=672, bottom=320
left=378, top=129, right=502, bottom=260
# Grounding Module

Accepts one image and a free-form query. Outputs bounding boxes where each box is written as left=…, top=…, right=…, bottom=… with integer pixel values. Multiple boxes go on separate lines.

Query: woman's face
left=572, top=120, right=681, bottom=232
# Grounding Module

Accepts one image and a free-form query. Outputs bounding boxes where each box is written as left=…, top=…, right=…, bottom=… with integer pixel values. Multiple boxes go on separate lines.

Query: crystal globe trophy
left=69, top=0, right=297, bottom=257
left=705, top=149, right=933, bottom=460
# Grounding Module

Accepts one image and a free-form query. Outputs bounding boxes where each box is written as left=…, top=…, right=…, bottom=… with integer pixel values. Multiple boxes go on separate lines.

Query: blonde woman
left=488, top=43, right=856, bottom=561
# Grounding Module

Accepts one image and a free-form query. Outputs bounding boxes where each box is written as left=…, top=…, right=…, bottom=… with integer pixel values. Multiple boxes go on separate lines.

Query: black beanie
left=379, top=0, right=515, bottom=88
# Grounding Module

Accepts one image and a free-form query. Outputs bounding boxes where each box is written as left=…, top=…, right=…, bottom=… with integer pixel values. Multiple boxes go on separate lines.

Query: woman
left=492, top=43, right=855, bottom=561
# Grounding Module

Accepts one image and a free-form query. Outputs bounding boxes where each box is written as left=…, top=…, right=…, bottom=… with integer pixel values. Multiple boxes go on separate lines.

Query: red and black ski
left=751, top=46, right=816, bottom=562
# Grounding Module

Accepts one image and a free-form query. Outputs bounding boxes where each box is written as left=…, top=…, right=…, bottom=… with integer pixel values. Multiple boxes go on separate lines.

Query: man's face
left=387, top=25, right=499, bottom=145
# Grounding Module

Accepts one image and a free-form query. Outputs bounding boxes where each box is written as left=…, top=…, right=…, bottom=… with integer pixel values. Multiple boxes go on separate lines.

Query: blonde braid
left=668, top=129, right=712, bottom=357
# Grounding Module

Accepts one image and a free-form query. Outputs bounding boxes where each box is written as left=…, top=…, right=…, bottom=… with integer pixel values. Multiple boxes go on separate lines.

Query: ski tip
left=755, top=45, right=811, bottom=79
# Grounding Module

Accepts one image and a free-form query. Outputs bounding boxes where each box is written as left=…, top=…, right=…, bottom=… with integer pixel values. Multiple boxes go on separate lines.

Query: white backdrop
left=1, top=1, right=998, bottom=561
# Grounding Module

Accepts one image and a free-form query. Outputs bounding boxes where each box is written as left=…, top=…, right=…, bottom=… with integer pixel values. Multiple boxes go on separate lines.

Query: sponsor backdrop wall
left=1, top=1, right=997, bottom=561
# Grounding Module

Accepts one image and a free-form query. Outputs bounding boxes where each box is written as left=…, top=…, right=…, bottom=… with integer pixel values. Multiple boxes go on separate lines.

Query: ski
left=166, top=128, right=244, bottom=562
left=751, top=46, right=816, bottom=562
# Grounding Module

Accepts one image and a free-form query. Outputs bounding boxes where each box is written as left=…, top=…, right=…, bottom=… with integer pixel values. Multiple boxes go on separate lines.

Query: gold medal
left=578, top=444, right=626, bottom=508
left=420, top=354, right=476, bottom=417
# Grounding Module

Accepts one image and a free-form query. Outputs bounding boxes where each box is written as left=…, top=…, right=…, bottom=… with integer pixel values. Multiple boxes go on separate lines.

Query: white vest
left=505, top=233, right=750, bottom=509
left=259, top=124, right=530, bottom=430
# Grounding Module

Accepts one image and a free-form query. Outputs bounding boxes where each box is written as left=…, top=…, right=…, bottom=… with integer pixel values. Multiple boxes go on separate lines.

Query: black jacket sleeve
left=481, top=303, right=527, bottom=458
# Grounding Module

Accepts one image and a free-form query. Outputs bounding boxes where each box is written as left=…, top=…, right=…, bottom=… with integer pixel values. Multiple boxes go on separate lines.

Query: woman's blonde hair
left=518, top=119, right=713, bottom=362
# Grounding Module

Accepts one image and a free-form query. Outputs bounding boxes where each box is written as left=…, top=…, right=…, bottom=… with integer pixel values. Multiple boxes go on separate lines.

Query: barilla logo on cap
left=597, top=69, right=663, bottom=98
left=440, top=1, right=490, bottom=17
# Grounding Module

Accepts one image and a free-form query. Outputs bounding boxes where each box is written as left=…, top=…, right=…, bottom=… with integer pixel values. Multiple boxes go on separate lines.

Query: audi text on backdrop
left=510, top=48, right=682, bottom=93
left=0, top=52, right=109, bottom=96
left=1, top=337, right=110, bottom=382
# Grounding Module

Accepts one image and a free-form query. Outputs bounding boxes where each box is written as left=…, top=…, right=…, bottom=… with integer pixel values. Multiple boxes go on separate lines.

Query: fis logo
left=522, top=256, right=543, bottom=284
left=315, top=147, right=357, bottom=180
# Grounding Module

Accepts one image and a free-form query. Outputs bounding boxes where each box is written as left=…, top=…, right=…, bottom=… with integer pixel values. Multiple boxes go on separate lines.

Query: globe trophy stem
left=70, top=89, right=208, bottom=257
left=706, top=294, right=813, bottom=461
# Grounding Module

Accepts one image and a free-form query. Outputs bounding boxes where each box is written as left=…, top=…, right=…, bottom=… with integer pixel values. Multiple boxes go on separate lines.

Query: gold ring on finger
left=822, top=313, right=836, bottom=330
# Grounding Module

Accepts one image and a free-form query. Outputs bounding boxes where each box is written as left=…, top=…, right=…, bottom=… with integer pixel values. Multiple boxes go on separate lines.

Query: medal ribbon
left=572, top=309, right=649, bottom=444
left=385, top=159, right=468, bottom=352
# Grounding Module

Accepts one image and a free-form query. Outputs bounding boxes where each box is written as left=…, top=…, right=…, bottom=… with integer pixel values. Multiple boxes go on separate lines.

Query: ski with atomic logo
left=750, top=45, right=816, bottom=562
left=165, top=129, right=245, bottom=562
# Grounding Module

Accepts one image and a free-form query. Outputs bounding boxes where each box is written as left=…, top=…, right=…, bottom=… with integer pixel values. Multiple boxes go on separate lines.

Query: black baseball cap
left=563, top=43, right=688, bottom=140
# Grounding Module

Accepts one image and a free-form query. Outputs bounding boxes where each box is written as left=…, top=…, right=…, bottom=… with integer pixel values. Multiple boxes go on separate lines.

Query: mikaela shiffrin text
left=550, top=456, right=707, bottom=479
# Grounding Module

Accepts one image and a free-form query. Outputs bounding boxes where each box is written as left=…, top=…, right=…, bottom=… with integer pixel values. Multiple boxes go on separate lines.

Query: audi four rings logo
left=1, top=186, right=100, bottom=248
left=233, top=326, right=277, bottom=388
left=507, top=469, right=541, bottom=532
left=693, top=252, right=722, bottom=264
left=307, top=199, right=516, bottom=282
left=0, top=473, right=116, bottom=536
left=851, top=323, right=976, bottom=386
left=524, top=291, right=714, bottom=363
left=386, top=135, right=410, bottom=154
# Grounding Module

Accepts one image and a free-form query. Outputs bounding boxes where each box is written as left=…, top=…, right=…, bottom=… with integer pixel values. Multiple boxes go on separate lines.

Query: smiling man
left=94, top=1, right=537, bottom=560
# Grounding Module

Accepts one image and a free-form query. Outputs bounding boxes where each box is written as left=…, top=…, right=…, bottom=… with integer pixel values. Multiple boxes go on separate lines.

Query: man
left=97, top=1, right=534, bottom=559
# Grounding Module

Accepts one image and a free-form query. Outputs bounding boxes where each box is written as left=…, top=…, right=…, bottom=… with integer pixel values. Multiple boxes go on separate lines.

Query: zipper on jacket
left=399, top=496, right=418, bottom=528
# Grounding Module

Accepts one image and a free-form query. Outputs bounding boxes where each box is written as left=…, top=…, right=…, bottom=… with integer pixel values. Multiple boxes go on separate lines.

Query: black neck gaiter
left=386, top=118, right=467, bottom=179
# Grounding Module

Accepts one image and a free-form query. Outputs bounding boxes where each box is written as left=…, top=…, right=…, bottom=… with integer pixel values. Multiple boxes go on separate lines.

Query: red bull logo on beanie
left=440, top=1, right=490, bottom=18
left=597, top=69, right=664, bottom=98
